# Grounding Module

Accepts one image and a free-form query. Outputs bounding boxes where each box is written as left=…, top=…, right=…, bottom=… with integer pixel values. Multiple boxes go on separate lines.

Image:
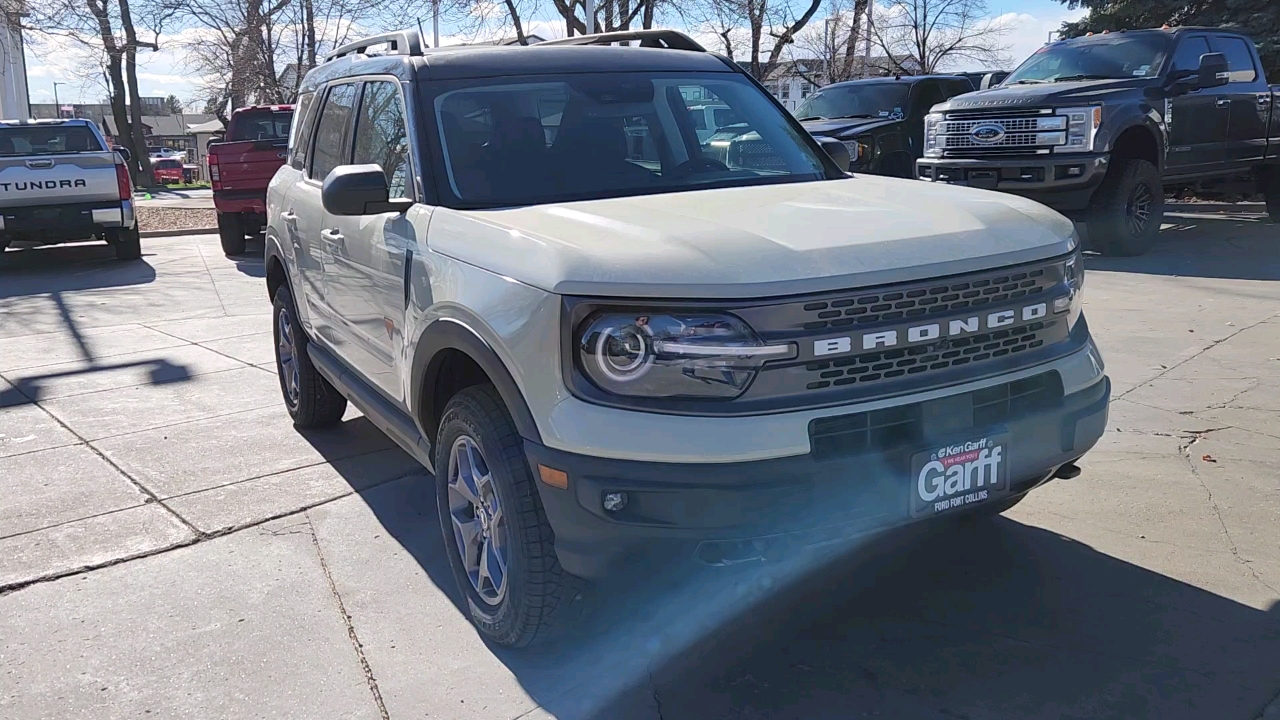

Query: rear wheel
left=1087, top=158, right=1163, bottom=256
left=114, top=227, right=142, bottom=260
left=272, top=285, right=347, bottom=428
left=436, top=385, right=582, bottom=647
left=218, top=212, right=247, bottom=256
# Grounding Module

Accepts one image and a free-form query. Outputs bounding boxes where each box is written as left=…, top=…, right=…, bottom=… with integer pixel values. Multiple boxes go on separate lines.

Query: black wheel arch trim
left=411, top=318, right=543, bottom=445
left=1098, top=111, right=1166, bottom=172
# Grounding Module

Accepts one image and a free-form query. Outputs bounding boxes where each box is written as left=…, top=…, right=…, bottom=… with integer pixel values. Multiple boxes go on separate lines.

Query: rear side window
left=0, top=125, right=103, bottom=156
left=309, top=83, right=358, bottom=181
left=229, top=109, right=293, bottom=141
left=1170, top=36, right=1211, bottom=73
left=1213, top=36, right=1257, bottom=83
left=289, top=93, right=317, bottom=171
left=352, top=81, right=412, bottom=199
left=155, top=159, right=182, bottom=169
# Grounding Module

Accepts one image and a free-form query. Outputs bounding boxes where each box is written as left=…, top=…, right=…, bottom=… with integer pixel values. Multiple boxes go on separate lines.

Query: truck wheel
left=1264, top=172, right=1279, bottom=223
left=272, top=285, right=347, bottom=429
left=435, top=385, right=582, bottom=648
left=1087, top=158, right=1163, bottom=256
left=218, top=213, right=247, bottom=256
left=114, top=227, right=142, bottom=260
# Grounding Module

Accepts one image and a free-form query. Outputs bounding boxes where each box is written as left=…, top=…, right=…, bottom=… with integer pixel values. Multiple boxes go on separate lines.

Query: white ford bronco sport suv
left=266, top=29, right=1110, bottom=647
left=0, top=119, right=140, bottom=260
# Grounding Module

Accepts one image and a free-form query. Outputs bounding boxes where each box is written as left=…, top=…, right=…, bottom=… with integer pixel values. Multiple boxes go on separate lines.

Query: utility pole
left=52, top=81, right=63, bottom=114
left=585, top=0, right=595, bottom=34
left=433, top=0, right=440, bottom=49
left=862, top=1, right=873, bottom=77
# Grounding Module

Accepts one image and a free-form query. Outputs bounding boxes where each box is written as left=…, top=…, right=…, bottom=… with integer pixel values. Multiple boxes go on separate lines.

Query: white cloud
left=995, top=8, right=1087, bottom=70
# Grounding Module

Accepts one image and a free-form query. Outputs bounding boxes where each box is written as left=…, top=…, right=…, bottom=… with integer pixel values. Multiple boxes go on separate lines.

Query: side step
left=307, top=342, right=435, bottom=472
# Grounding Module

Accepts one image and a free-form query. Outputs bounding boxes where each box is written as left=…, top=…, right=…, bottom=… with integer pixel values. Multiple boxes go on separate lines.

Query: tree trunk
left=118, top=0, right=153, bottom=186
left=304, top=0, right=316, bottom=68
left=85, top=0, right=141, bottom=180
left=641, top=0, right=654, bottom=29
left=502, top=0, right=528, bottom=44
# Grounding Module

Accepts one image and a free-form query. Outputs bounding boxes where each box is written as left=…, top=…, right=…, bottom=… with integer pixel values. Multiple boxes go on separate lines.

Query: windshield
left=0, top=125, right=103, bottom=156
left=228, top=110, right=293, bottom=141
left=1005, top=34, right=1171, bottom=83
left=432, top=72, right=830, bottom=207
left=794, top=84, right=910, bottom=121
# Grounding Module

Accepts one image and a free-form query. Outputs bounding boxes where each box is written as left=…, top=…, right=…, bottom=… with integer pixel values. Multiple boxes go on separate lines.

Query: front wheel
left=1087, top=158, right=1163, bottom=256
left=435, top=385, right=582, bottom=647
left=218, top=212, right=247, bottom=256
left=272, top=285, right=347, bottom=428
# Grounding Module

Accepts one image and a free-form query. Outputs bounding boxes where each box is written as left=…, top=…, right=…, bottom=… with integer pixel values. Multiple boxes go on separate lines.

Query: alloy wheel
left=447, top=435, right=509, bottom=606
left=1126, top=181, right=1153, bottom=237
left=277, top=307, right=300, bottom=407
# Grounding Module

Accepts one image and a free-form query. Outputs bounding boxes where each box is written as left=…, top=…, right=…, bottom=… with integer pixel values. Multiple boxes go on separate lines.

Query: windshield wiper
left=796, top=115, right=827, bottom=121
left=1052, top=74, right=1125, bottom=82
left=827, top=114, right=879, bottom=119
left=1010, top=79, right=1048, bottom=85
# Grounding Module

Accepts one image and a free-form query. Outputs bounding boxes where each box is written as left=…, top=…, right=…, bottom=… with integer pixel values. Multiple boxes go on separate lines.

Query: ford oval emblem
left=971, top=124, right=1005, bottom=143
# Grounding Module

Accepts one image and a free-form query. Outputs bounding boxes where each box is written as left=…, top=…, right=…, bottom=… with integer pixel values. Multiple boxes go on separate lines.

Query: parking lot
left=1, top=204, right=1278, bottom=720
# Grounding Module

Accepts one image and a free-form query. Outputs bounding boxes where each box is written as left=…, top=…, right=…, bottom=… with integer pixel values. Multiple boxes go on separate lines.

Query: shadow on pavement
left=1086, top=207, right=1280, bottom=282
left=320, top=457, right=1280, bottom=720
left=0, top=243, right=157, bottom=297
left=230, top=238, right=267, bottom=278
left=0, top=357, right=193, bottom=405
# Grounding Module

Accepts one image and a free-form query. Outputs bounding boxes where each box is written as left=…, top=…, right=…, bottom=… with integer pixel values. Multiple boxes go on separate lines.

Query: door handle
left=1260, top=95, right=1274, bottom=107
left=320, top=228, right=345, bottom=248
left=281, top=210, right=297, bottom=222
left=1215, top=98, right=1231, bottom=108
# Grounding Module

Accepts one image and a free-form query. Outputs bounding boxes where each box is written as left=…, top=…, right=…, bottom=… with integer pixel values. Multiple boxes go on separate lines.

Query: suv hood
left=432, top=176, right=1076, bottom=299
left=937, top=77, right=1150, bottom=111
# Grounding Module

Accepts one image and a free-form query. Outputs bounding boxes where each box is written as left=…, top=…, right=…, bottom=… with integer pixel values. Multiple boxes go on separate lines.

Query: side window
left=352, top=80, right=412, bottom=199
left=1213, top=36, right=1258, bottom=83
left=913, top=82, right=945, bottom=114
left=309, top=83, right=358, bottom=181
left=942, top=79, right=973, bottom=99
left=1170, top=36, right=1211, bottom=74
left=288, top=92, right=316, bottom=171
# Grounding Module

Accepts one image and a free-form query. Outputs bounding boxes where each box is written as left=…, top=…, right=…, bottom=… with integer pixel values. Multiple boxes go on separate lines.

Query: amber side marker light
left=538, top=465, right=569, bottom=489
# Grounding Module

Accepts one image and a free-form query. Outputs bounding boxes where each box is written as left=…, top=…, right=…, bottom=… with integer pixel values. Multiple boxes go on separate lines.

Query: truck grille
left=933, top=110, right=1064, bottom=158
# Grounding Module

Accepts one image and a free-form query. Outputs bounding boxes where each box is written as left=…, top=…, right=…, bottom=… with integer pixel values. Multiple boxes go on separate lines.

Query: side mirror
left=322, top=164, right=413, bottom=216
left=1197, top=52, right=1229, bottom=89
left=817, top=136, right=851, bottom=171
left=115, top=146, right=131, bottom=162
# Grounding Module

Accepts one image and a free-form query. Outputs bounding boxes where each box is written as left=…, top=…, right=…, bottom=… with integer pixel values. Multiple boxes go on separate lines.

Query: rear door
left=1211, top=34, right=1270, bottom=166
left=326, top=78, right=422, bottom=401
left=1164, top=34, right=1229, bottom=176
left=297, top=82, right=358, bottom=346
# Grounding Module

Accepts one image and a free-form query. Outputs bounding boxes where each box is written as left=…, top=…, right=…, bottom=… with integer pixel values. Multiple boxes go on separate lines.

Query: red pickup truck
left=207, top=104, right=293, bottom=255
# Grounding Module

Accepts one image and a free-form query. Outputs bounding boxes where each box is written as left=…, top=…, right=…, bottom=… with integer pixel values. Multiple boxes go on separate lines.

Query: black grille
left=802, top=320, right=1054, bottom=391
left=796, top=267, right=1052, bottom=332
left=942, top=108, right=1052, bottom=121
left=809, top=372, right=1062, bottom=460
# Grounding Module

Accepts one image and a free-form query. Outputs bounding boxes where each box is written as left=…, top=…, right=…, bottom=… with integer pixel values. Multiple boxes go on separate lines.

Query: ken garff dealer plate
left=970, top=123, right=1006, bottom=144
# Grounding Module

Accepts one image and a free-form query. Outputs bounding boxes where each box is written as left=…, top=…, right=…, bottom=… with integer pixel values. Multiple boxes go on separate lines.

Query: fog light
left=1053, top=295, right=1072, bottom=313
left=602, top=492, right=628, bottom=513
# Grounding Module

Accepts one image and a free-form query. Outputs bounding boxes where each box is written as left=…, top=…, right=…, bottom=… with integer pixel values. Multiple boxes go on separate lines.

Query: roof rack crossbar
left=324, top=30, right=423, bottom=62
left=537, top=29, right=705, bottom=51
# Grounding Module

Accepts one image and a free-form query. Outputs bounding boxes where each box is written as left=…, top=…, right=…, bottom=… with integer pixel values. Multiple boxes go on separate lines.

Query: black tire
left=271, top=285, right=347, bottom=429
left=1086, top=158, right=1163, bottom=256
left=218, top=213, right=247, bottom=256
left=435, top=385, right=582, bottom=647
left=114, top=227, right=142, bottom=260
left=1264, top=172, right=1279, bottom=223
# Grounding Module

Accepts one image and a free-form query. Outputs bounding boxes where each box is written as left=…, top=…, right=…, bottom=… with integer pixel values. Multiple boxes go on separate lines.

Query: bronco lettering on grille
left=813, top=301, right=1049, bottom=358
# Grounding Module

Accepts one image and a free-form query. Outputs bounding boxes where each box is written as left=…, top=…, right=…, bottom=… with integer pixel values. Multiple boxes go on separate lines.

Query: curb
left=140, top=227, right=219, bottom=238
left=1166, top=202, right=1267, bottom=214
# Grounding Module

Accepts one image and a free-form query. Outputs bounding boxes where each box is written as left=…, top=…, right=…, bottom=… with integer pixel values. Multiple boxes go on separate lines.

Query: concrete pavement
left=1, top=209, right=1278, bottom=719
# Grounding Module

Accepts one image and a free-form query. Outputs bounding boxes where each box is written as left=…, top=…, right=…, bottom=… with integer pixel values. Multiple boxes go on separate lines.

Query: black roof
left=819, top=74, right=972, bottom=91
left=300, top=45, right=733, bottom=93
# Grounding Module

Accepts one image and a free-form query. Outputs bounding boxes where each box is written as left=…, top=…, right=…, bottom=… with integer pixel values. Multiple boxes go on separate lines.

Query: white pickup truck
left=0, top=119, right=140, bottom=260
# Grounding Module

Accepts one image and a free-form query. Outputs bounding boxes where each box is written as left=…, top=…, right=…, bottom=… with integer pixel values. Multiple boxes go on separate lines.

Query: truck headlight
left=1055, top=106, right=1101, bottom=153
left=842, top=137, right=873, bottom=165
left=1053, top=246, right=1086, bottom=327
left=924, top=113, right=943, bottom=158
left=576, top=312, right=795, bottom=399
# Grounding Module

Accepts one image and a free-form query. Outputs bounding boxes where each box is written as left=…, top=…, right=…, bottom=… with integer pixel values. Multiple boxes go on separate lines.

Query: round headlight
left=594, top=322, right=654, bottom=382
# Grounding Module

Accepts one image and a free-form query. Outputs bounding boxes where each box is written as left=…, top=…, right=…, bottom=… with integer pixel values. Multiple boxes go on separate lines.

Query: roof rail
left=324, top=30, right=423, bottom=62
left=537, top=29, right=705, bottom=51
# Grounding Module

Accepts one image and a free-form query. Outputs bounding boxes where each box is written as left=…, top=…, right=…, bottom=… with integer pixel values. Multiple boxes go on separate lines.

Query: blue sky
left=25, top=0, right=1084, bottom=107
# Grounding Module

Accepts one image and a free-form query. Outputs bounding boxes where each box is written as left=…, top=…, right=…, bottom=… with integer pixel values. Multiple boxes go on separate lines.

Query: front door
left=1213, top=34, right=1270, bottom=167
left=325, top=79, right=426, bottom=403
left=1164, top=34, right=1230, bottom=177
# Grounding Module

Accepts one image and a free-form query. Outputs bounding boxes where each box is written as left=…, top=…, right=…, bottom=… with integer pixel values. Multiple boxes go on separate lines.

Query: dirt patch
left=137, top=206, right=216, bottom=231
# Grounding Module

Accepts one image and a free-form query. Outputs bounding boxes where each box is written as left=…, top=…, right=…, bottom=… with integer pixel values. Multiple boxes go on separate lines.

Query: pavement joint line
left=1113, top=309, right=1280, bottom=402
left=191, top=238, right=232, bottom=316
left=0, top=500, right=153, bottom=542
left=1177, top=431, right=1280, bottom=598
left=158, top=448, right=415, bottom=502
left=1119, top=397, right=1280, bottom=443
left=79, top=401, right=279, bottom=444
left=0, top=469, right=421, bottom=596
left=306, top=511, right=392, bottom=720
left=647, top=664, right=666, bottom=720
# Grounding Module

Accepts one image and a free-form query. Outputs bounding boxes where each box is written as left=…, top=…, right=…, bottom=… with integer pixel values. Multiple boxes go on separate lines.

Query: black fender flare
left=410, top=318, right=542, bottom=444
left=1098, top=111, right=1166, bottom=172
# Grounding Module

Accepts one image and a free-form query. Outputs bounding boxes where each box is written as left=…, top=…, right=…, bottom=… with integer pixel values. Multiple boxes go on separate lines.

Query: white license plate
left=909, top=435, right=1009, bottom=518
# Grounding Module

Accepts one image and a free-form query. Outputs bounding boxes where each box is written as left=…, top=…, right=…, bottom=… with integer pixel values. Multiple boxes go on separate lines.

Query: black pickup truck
left=797, top=75, right=977, bottom=176
left=916, top=27, right=1279, bottom=255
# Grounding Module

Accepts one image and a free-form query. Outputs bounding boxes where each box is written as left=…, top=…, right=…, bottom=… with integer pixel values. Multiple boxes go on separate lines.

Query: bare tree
left=548, top=0, right=668, bottom=37
left=868, top=0, right=1010, bottom=75
left=696, top=0, right=824, bottom=81
left=791, top=0, right=869, bottom=86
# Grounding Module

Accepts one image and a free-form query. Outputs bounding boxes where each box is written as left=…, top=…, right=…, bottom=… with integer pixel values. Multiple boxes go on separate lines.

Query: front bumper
left=528, top=371, right=1110, bottom=578
left=916, top=154, right=1110, bottom=212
